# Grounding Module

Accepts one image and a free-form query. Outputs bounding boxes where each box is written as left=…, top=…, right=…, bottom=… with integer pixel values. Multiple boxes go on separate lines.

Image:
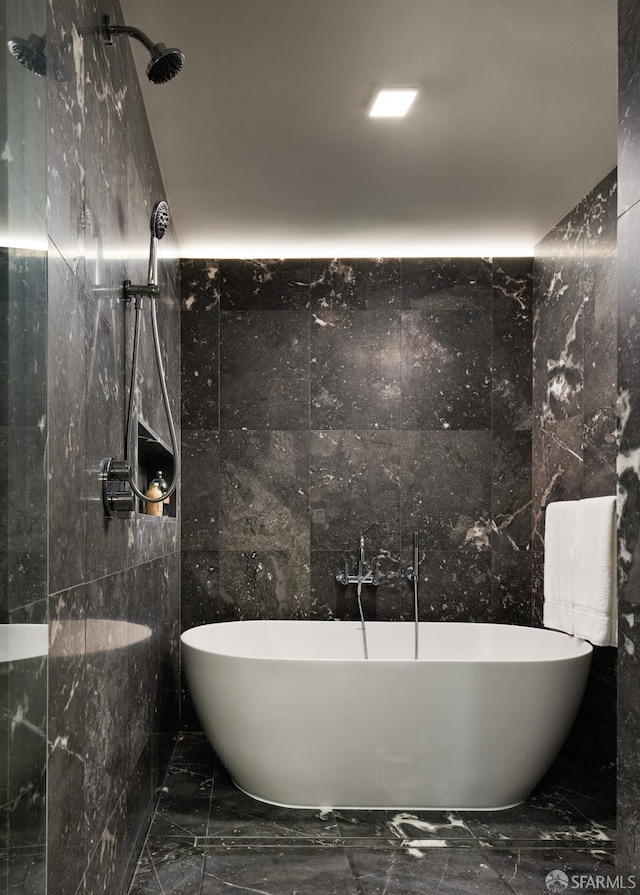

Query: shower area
left=2, top=0, right=183, bottom=890
left=1, top=0, right=47, bottom=889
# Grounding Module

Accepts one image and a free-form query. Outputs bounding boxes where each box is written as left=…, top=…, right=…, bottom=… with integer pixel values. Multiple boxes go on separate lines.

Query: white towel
left=543, top=500, right=579, bottom=636
left=572, top=496, right=617, bottom=647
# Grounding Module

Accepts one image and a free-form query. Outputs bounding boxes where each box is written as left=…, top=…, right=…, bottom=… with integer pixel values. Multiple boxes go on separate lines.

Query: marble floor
left=128, top=733, right=616, bottom=895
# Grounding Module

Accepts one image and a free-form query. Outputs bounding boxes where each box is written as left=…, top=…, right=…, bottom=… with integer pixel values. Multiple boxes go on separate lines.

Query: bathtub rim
left=180, top=619, right=593, bottom=664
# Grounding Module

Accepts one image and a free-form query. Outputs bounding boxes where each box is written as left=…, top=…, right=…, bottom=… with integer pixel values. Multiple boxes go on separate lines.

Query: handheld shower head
left=8, top=34, right=46, bottom=76
left=151, top=200, right=169, bottom=240
left=103, top=16, right=184, bottom=84
left=148, top=200, right=170, bottom=287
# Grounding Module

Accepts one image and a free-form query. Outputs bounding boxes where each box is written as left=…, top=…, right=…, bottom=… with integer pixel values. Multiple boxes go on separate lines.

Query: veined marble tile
left=310, top=430, right=401, bottom=551
left=220, top=310, right=309, bottom=430
left=221, top=259, right=310, bottom=310
left=402, top=309, right=492, bottom=430
left=402, top=258, right=492, bottom=311
left=310, top=308, right=401, bottom=429
left=181, top=260, right=220, bottom=431
left=310, top=258, right=401, bottom=310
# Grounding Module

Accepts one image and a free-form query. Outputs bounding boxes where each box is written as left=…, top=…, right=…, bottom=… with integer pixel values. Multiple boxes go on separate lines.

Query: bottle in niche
left=145, top=471, right=168, bottom=516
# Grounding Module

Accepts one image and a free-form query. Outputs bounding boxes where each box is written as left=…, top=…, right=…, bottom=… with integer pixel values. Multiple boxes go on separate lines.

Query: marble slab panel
left=309, top=309, right=401, bottom=429
left=182, top=431, right=220, bottom=551
left=618, top=601, right=640, bottom=872
left=618, top=199, right=640, bottom=605
left=309, top=430, right=401, bottom=551
left=220, top=430, right=309, bottom=552
left=47, top=584, right=87, bottom=895
left=532, top=260, right=584, bottom=426
left=83, top=571, right=131, bottom=856
left=181, top=259, right=220, bottom=431
left=532, top=416, right=583, bottom=550
left=151, top=764, right=213, bottom=840
left=401, top=309, right=492, bottom=429
left=218, top=550, right=310, bottom=621
left=463, top=781, right=610, bottom=845
left=81, top=778, right=129, bottom=895
left=201, top=850, right=359, bottom=895
left=6, top=646, right=46, bottom=848
left=48, top=248, right=87, bottom=594
left=577, top=171, right=618, bottom=266
left=561, top=644, right=617, bottom=796
left=402, top=258, right=492, bottom=310
left=121, top=740, right=156, bottom=895
left=482, top=847, right=615, bottom=895
left=620, top=0, right=640, bottom=216
left=2, top=249, right=47, bottom=430
left=221, top=259, right=310, bottom=310
left=492, top=258, right=533, bottom=431
left=582, top=254, right=617, bottom=414
left=582, top=405, right=617, bottom=499
left=129, top=837, right=204, bottom=894
left=220, top=310, right=309, bottom=430
left=401, top=431, right=492, bottom=551
left=5, top=426, right=47, bottom=567
left=46, top=0, right=88, bottom=280
left=127, top=562, right=162, bottom=774
left=531, top=546, right=544, bottom=626
left=492, top=430, right=532, bottom=551
left=309, top=259, right=401, bottom=310
left=181, top=551, right=221, bottom=631
left=490, top=545, right=532, bottom=626
left=418, top=548, right=492, bottom=622
left=347, top=847, right=514, bottom=895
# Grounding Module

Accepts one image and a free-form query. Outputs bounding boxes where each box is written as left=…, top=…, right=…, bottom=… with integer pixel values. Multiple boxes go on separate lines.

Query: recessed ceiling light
left=368, top=87, right=418, bottom=118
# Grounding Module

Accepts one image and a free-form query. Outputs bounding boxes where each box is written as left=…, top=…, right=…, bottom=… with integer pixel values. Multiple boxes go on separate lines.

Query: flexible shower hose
left=125, top=297, right=179, bottom=504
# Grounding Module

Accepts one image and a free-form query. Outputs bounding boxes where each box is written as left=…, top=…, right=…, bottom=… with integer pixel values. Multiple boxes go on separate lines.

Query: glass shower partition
left=1, top=0, right=48, bottom=891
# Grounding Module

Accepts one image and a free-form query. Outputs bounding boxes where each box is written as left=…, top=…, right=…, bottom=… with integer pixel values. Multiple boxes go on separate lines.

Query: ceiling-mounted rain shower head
left=8, top=33, right=46, bottom=76
left=103, top=15, right=184, bottom=84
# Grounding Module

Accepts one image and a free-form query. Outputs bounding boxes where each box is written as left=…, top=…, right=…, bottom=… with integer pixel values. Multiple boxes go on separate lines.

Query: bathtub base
left=233, top=777, right=526, bottom=812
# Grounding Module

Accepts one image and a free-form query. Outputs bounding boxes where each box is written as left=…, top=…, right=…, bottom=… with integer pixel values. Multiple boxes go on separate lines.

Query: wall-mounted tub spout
left=336, top=534, right=380, bottom=659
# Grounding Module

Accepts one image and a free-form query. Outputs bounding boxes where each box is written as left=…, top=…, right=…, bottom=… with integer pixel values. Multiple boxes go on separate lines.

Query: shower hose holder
left=100, top=457, right=136, bottom=518
left=123, top=279, right=159, bottom=305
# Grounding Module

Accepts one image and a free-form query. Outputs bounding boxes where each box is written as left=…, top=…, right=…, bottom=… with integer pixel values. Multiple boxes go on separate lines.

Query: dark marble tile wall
left=46, top=0, right=181, bottom=892
left=180, top=256, right=533, bottom=726
left=1, top=0, right=49, bottom=886
left=532, top=170, right=617, bottom=795
left=618, top=0, right=640, bottom=870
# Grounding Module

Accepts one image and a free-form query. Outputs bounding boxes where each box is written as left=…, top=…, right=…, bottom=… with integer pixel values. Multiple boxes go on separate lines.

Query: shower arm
left=103, top=16, right=155, bottom=53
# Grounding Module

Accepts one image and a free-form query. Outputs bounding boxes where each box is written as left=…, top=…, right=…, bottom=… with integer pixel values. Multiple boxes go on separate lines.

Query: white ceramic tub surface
left=181, top=620, right=592, bottom=811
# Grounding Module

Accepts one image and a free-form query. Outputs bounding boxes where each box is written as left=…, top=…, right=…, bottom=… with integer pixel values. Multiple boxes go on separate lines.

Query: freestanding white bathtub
left=181, top=620, right=592, bottom=811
